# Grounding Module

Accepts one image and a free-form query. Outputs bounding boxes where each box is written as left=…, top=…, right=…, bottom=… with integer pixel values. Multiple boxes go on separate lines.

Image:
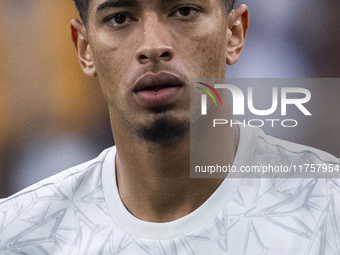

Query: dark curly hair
left=72, top=0, right=236, bottom=27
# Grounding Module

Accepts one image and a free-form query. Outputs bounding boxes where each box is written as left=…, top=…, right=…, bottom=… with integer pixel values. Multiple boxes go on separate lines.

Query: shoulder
left=254, top=128, right=339, bottom=165
left=0, top=146, right=116, bottom=242
left=236, top=126, right=339, bottom=178
left=1, top=147, right=114, bottom=204
left=235, top=129, right=340, bottom=253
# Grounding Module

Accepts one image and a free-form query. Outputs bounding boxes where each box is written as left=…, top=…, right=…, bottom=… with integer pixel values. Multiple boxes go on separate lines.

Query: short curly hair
left=72, top=0, right=236, bottom=27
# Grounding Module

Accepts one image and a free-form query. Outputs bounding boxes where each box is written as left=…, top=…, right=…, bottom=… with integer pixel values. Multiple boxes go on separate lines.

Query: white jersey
left=0, top=126, right=339, bottom=255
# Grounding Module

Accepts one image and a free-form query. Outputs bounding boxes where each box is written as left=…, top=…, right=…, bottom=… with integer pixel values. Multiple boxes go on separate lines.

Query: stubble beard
left=135, top=114, right=189, bottom=146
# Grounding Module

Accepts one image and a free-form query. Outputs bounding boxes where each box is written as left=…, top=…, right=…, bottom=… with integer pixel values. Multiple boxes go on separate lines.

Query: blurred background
left=0, top=0, right=339, bottom=198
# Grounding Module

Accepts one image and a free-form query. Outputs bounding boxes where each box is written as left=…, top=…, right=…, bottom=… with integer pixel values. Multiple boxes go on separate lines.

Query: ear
left=226, top=4, right=249, bottom=65
left=70, top=19, right=97, bottom=77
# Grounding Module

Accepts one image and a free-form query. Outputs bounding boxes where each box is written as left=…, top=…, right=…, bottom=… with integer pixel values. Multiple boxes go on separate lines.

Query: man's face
left=85, top=0, right=231, bottom=142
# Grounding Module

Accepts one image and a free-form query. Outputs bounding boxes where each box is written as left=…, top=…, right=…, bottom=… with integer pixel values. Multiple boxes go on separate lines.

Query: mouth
left=139, top=84, right=175, bottom=92
left=133, top=72, right=185, bottom=108
left=133, top=72, right=184, bottom=92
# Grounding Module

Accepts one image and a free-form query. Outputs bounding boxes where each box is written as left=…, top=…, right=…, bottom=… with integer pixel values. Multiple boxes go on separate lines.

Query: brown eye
left=172, top=6, right=200, bottom=19
left=107, top=13, right=136, bottom=28
left=178, top=7, right=191, bottom=16
left=114, top=14, right=126, bottom=24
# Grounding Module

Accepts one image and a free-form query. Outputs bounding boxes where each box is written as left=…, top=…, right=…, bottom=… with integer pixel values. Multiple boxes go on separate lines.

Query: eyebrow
left=97, top=0, right=138, bottom=13
left=96, top=0, right=207, bottom=13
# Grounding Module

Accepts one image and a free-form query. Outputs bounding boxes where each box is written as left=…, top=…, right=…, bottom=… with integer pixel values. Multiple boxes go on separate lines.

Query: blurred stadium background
left=1, top=0, right=339, bottom=198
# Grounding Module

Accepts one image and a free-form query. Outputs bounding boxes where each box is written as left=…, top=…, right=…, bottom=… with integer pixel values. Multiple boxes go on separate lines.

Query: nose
left=135, top=14, right=174, bottom=64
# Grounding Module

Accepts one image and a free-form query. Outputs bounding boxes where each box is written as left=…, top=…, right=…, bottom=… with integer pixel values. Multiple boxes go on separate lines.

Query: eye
left=179, top=7, right=192, bottom=16
left=113, top=14, right=127, bottom=24
left=106, top=13, right=135, bottom=27
left=173, top=6, right=200, bottom=19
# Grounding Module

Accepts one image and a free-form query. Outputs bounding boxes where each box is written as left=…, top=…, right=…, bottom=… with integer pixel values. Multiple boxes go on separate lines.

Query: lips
left=133, top=72, right=185, bottom=108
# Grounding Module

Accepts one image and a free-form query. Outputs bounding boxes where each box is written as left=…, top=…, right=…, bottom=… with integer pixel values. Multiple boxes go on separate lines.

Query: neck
left=111, top=103, right=238, bottom=222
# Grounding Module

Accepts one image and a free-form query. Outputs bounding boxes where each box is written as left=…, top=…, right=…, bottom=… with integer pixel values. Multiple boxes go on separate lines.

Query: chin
left=135, top=114, right=189, bottom=145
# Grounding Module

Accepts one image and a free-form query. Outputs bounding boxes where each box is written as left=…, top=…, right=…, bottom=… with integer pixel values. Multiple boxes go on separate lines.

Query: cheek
left=91, top=36, right=135, bottom=104
left=175, top=22, right=227, bottom=77
left=198, top=33, right=226, bottom=76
